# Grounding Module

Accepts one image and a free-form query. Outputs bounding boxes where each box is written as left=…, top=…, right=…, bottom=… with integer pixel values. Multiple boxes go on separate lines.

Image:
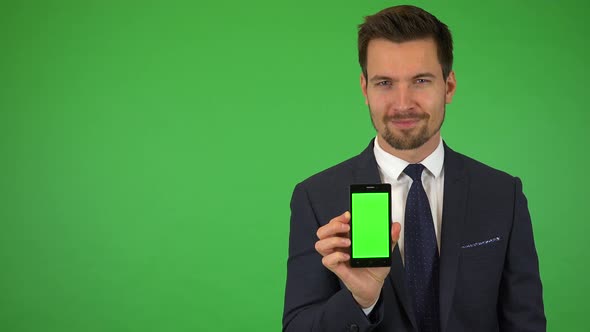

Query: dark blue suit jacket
left=283, top=140, right=545, bottom=332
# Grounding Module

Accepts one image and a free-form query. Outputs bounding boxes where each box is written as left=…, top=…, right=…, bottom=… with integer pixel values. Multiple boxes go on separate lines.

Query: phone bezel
left=349, top=183, right=392, bottom=268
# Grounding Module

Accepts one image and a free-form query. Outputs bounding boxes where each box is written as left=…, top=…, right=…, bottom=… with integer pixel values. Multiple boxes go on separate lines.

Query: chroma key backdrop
left=1, top=1, right=588, bottom=331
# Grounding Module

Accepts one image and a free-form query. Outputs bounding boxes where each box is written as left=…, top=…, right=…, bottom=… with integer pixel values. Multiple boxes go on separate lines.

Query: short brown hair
left=358, top=5, right=453, bottom=80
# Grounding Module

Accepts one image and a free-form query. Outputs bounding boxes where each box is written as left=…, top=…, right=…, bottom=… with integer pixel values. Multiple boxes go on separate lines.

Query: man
left=283, top=5, right=545, bottom=332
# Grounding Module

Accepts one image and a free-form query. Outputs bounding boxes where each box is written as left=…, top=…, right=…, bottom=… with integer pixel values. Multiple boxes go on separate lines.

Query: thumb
left=391, top=222, right=401, bottom=250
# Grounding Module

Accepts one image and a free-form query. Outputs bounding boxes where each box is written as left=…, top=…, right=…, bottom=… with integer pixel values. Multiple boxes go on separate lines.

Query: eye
left=415, top=78, right=430, bottom=84
left=376, top=81, right=392, bottom=87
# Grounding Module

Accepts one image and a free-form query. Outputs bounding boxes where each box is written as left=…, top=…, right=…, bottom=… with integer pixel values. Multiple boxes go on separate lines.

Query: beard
left=369, top=105, right=445, bottom=150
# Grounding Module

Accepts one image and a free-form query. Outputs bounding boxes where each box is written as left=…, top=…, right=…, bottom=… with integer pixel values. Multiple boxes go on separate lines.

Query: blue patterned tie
left=404, top=164, right=440, bottom=332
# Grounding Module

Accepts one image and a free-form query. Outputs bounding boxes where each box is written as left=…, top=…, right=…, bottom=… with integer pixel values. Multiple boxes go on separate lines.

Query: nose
left=390, top=85, right=414, bottom=112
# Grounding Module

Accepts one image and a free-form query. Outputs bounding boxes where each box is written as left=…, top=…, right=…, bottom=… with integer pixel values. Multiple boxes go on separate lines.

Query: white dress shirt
left=362, top=135, right=445, bottom=315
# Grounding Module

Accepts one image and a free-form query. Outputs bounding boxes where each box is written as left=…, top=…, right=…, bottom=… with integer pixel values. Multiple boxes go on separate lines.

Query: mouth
left=389, top=118, right=422, bottom=130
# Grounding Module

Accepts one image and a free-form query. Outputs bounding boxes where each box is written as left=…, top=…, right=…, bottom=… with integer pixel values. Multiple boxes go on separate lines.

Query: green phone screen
left=351, top=192, right=390, bottom=258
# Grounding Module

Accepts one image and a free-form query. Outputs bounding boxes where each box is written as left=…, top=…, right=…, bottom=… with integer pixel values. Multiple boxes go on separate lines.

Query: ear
left=360, top=73, right=368, bottom=105
left=445, top=70, right=457, bottom=104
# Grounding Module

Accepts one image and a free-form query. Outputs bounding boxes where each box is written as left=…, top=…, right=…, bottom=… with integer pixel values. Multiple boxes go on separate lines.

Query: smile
left=390, top=118, right=421, bottom=129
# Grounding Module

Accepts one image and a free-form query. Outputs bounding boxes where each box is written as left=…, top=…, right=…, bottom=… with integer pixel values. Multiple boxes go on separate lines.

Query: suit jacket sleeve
left=283, top=182, right=385, bottom=332
left=498, top=177, right=546, bottom=331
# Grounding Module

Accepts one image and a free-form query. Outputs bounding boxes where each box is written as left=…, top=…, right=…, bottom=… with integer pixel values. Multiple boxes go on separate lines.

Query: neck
left=377, top=132, right=441, bottom=164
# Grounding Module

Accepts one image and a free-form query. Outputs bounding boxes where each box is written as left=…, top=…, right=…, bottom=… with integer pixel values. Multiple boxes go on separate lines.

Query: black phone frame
left=349, top=183, right=392, bottom=268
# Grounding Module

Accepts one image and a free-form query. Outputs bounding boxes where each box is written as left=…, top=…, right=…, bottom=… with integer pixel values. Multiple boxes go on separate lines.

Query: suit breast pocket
left=458, top=236, right=506, bottom=294
left=460, top=236, right=503, bottom=262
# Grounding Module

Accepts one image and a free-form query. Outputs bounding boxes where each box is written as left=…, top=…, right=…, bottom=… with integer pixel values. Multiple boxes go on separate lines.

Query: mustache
left=383, top=112, right=429, bottom=121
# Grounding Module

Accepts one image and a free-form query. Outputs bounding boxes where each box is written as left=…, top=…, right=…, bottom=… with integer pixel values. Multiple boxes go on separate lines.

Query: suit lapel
left=439, top=143, right=469, bottom=332
left=352, top=139, right=418, bottom=331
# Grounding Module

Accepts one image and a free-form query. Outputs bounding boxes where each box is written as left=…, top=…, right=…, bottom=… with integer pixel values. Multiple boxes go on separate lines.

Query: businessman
left=283, top=5, right=545, bottom=332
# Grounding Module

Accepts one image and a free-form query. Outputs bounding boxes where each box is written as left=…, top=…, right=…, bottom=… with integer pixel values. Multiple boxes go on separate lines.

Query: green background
left=351, top=192, right=390, bottom=258
left=1, top=0, right=588, bottom=331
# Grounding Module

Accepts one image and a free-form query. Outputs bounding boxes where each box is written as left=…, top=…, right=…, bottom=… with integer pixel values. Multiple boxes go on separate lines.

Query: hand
left=315, top=211, right=401, bottom=308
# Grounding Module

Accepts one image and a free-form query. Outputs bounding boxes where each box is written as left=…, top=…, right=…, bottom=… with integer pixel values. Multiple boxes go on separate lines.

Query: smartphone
left=350, top=184, right=392, bottom=267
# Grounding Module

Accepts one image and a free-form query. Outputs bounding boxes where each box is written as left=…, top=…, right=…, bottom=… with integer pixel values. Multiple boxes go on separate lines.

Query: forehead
left=366, top=38, right=442, bottom=77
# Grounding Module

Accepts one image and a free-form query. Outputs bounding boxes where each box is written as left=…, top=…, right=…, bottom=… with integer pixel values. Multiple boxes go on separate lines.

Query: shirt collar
left=373, top=136, right=445, bottom=180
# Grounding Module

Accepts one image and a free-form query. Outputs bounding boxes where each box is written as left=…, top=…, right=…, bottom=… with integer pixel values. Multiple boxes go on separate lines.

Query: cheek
left=368, top=92, right=391, bottom=110
left=415, top=91, right=445, bottom=116
left=367, top=95, right=384, bottom=112
left=367, top=90, right=381, bottom=102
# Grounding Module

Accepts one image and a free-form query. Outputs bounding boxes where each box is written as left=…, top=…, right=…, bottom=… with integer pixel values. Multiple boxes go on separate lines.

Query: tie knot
left=404, top=163, right=425, bottom=182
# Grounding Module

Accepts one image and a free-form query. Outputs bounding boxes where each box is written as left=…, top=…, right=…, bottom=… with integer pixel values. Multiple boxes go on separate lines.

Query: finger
left=315, top=236, right=351, bottom=256
left=391, top=222, right=401, bottom=250
left=316, top=211, right=351, bottom=239
left=341, top=211, right=351, bottom=224
left=321, top=251, right=350, bottom=270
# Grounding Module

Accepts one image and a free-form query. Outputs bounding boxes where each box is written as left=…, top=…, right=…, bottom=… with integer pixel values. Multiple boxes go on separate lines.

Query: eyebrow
left=369, top=72, right=437, bottom=83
